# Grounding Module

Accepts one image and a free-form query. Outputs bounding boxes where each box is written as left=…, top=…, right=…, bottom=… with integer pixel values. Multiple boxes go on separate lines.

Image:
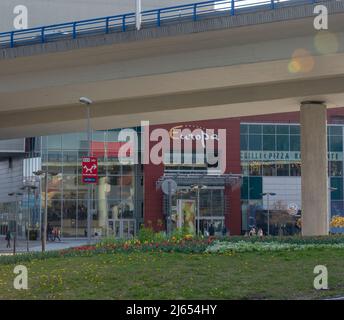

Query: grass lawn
left=0, top=248, right=343, bottom=300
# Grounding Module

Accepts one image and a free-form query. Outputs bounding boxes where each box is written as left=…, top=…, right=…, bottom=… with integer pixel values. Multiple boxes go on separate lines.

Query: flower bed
left=1, top=234, right=344, bottom=265
left=330, top=216, right=344, bottom=228
left=64, top=238, right=213, bottom=255
left=216, top=235, right=344, bottom=245
left=206, top=240, right=344, bottom=253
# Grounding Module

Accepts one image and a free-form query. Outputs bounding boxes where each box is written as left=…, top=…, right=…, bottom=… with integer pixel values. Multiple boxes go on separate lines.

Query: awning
left=156, top=171, right=242, bottom=190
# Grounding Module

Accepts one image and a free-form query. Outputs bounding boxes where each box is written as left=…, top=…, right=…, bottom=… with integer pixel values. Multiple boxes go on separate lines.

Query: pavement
left=0, top=237, right=96, bottom=255
left=324, top=296, right=344, bottom=300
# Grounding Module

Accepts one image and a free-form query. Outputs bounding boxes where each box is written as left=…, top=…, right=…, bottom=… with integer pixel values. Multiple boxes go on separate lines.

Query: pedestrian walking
left=5, top=230, right=11, bottom=248
left=47, top=223, right=53, bottom=241
left=53, top=227, right=61, bottom=242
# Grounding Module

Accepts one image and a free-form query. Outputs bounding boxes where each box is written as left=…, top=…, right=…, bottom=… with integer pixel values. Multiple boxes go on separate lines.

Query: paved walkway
left=0, top=238, right=97, bottom=254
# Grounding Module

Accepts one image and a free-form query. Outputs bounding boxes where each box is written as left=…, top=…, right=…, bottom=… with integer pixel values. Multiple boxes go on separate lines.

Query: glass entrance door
left=198, top=217, right=225, bottom=236
left=108, top=219, right=136, bottom=239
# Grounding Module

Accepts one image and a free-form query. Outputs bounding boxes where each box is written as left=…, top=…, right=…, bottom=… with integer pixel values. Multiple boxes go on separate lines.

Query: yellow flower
left=330, top=216, right=344, bottom=227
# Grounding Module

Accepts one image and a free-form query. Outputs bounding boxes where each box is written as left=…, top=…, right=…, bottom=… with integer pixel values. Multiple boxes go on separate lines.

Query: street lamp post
left=136, top=0, right=142, bottom=30
left=261, top=192, right=276, bottom=236
left=80, top=97, right=93, bottom=245
left=33, top=170, right=58, bottom=252
left=8, top=192, right=23, bottom=255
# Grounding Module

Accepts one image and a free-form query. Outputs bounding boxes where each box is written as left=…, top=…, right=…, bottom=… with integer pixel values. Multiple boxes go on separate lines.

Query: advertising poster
left=177, top=199, right=196, bottom=234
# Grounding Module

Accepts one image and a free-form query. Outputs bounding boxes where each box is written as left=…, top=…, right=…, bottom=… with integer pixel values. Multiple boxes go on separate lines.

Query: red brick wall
left=143, top=118, right=243, bottom=234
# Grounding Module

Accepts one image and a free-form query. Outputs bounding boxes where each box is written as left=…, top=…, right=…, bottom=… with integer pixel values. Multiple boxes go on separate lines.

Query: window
left=329, top=126, right=342, bottom=136
left=249, top=135, right=262, bottom=150
left=62, top=133, right=82, bottom=150
left=330, top=177, right=343, bottom=200
left=329, top=135, right=343, bottom=152
left=47, top=135, right=62, bottom=150
left=276, top=162, right=289, bottom=176
left=290, top=125, right=300, bottom=135
left=62, top=175, right=78, bottom=199
left=47, top=200, right=61, bottom=227
left=290, top=163, right=301, bottom=176
left=249, top=162, right=261, bottom=176
left=240, top=134, right=248, bottom=150
left=290, top=135, right=300, bottom=151
left=241, top=177, right=249, bottom=200
left=263, top=135, right=275, bottom=151
left=249, top=124, right=262, bottom=134
left=276, top=125, right=289, bottom=135
left=249, top=177, right=262, bottom=200
left=276, top=135, right=289, bottom=151
left=263, top=125, right=275, bottom=135
left=241, top=162, right=249, bottom=176
left=329, top=161, right=343, bottom=177
left=262, top=163, right=276, bottom=176
left=240, top=124, right=248, bottom=134
left=62, top=200, right=77, bottom=237
left=63, top=151, right=78, bottom=174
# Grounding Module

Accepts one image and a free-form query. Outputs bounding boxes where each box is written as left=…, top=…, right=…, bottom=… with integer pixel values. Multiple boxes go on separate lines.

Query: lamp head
left=79, top=97, right=93, bottom=105
left=33, top=170, right=44, bottom=176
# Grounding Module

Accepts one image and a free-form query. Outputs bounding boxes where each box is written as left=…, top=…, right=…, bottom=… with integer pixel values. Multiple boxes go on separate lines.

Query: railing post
left=122, top=15, right=126, bottom=32
left=41, top=27, right=45, bottom=43
left=193, top=3, right=197, bottom=21
left=10, top=31, right=14, bottom=48
left=72, top=22, right=77, bottom=39
left=157, top=9, right=161, bottom=27
left=231, top=0, right=235, bottom=16
left=105, top=17, right=110, bottom=34
left=271, top=0, right=275, bottom=10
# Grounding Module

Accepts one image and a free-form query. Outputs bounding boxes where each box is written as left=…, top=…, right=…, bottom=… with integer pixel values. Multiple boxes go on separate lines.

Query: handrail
left=0, top=0, right=322, bottom=49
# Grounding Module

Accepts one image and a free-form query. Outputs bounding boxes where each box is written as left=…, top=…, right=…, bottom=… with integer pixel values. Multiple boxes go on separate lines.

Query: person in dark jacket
left=47, top=223, right=53, bottom=241
left=5, top=230, right=11, bottom=248
left=209, top=224, right=215, bottom=237
left=222, top=225, right=227, bottom=237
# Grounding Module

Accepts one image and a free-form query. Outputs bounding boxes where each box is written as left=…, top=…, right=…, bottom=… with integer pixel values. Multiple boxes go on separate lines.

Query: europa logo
left=116, top=121, right=227, bottom=174
left=169, top=125, right=220, bottom=149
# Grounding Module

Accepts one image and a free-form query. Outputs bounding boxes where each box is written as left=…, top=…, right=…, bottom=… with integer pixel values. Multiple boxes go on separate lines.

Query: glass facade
left=39, top=129, right=143, bottom=238
left=241, top=123, right=344, bottom=235
left=167, top=187, right=226, bottom=236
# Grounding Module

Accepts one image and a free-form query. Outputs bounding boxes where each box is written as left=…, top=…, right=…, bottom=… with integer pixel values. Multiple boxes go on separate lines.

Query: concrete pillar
left=98, top=177, right=108, bottom=235
left=300, top=101, right=329, bottom=236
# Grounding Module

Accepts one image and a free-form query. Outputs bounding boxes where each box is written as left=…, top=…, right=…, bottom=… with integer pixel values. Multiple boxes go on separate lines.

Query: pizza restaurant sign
left=241, top=151, right=343, bottom=161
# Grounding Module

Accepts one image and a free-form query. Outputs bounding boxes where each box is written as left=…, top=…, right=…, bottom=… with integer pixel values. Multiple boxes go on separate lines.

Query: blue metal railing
left=0, top=0, right=322, bottom=49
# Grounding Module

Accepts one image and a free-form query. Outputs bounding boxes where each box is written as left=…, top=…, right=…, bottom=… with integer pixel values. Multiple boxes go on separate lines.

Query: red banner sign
left=82, top=157, right=98, bottom=184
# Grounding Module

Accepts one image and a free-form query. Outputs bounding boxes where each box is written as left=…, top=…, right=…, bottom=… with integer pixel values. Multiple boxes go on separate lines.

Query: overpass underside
left=0, top=0, right=343, bottom=235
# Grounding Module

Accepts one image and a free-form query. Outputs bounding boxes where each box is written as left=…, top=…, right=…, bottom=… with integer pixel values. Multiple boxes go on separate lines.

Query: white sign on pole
left=136, top=0, right=142, bottom=30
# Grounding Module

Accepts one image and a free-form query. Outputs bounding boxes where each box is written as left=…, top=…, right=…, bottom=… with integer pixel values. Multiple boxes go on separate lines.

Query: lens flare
left=314, top=31, right=339, bottom=55
left=288, top=48, right=315, bottom=74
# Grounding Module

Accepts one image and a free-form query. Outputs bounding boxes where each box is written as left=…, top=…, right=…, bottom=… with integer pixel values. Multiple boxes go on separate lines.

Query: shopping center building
left=1, top=109, right=344, bottom=238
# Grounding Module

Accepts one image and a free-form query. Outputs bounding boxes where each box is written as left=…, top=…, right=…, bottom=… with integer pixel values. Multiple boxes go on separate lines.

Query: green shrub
left=221, top=235, right=344, bottom=245
left=137, top=225, right=156, bottom=243
left=170, top=226, right=193, bottom=241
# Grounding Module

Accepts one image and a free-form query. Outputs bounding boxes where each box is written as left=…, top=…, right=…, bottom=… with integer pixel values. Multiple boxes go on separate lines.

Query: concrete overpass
left=0, top=0, right=343, bottom=235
